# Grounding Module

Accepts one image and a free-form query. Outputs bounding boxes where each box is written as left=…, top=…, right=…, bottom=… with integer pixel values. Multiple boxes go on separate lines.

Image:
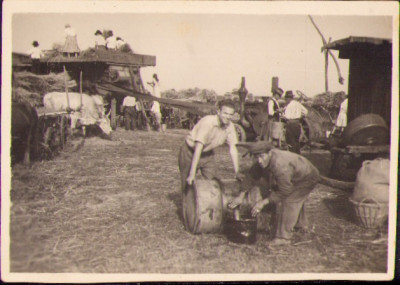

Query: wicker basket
left=349, top=197, right=388, bottom=229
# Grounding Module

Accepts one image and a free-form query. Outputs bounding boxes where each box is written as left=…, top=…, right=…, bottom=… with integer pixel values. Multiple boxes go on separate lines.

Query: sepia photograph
left=1, top=1, right=398, bottom=282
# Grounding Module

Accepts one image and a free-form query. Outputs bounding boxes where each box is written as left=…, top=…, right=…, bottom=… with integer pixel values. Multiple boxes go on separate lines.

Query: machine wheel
left=234, top=123, right=247, bottom=142
left=343, top=114, right=389, bottom=146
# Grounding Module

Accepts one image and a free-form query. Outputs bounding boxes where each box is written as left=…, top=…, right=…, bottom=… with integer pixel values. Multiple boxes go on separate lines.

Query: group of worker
left=94, top=29, right=130, bottom=51
left=262, top=88, right=309, bottom=154
left=28, top=25, right=132, bottom=73
left=178, top=87, right=349, bottom=246
left=178, top=98, right=319, bottom=247
left=28, top=24, right=80, bottom=73
left=121, top=73, right=163, bottom=132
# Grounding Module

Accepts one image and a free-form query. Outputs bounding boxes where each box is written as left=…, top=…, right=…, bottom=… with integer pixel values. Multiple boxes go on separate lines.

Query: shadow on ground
left=322, top=193, right=358, bottom=225
left=167, top=192, right=184, bottom=224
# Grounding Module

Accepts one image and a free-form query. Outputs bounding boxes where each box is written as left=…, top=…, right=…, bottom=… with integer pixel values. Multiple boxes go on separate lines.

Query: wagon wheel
left=299, top=119, right=310, bottom=150
left=234, top=123, right=247, bottom=142
left=59, top=115, right=69, bottom=149
left=42, top=125, right=54, bottom=160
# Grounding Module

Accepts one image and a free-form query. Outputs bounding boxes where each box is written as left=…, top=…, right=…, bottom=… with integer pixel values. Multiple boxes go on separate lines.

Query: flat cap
left=237, top=141, right=273, bottom=157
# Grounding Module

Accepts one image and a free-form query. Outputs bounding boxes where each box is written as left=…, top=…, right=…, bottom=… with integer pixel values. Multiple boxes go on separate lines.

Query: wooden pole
left=325, top=50, right=329, bottom=92
left=80, top=70, right=83, bottom=110
left=111, top=97, right=117, bottom=130
left=128, top=66, right=150, bottom=131
left=63, top=65, right=70, bottom=110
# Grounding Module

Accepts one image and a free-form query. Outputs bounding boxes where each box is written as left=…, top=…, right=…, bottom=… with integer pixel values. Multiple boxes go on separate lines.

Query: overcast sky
left=11, top=9, right=392, bottom=97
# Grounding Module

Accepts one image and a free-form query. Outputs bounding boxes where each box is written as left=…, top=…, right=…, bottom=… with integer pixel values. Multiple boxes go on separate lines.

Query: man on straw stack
left=230, top=141, right=319, bottom=246
left=178, top=99, right=241, bottom=192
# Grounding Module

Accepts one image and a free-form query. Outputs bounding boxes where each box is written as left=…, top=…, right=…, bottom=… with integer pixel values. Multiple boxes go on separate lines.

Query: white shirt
left=283, top=100, right=308, bottom=120
left=65, top=27, right=76, bottom=37
left=185, top=115, right=238, bottom=152
left=106, top=36, right=117, bottom=49
left=151, top=101, right=161, bottom=114
left=122, top=96, right=136, bottom=107
left=152, top=80, right=161, bottom=98
left=116, top=39, right=125, bottom=49
left=267, top=98, right=280, bottom=116
left=95, top=35, right=106, bottom=46
left=28, top=46, right=43, bottom=59
left=335, top=98, right=348, bottom=127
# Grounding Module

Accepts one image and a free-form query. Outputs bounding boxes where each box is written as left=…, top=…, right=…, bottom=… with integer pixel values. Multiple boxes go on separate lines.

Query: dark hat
left=237, top=141, right=273, bottom=157
left=116, top=37, right=122, bottom=41
left=273, top=87, right=284, bottom=97
left=95, top=30, right=102, bottom=35
left=32, top=41, right=39, bottom=47
left=284, top=90, right=294, bottom=99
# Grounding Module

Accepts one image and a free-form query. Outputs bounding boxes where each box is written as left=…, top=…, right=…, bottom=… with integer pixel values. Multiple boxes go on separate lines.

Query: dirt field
left=9, top=128, right=388, bottom=274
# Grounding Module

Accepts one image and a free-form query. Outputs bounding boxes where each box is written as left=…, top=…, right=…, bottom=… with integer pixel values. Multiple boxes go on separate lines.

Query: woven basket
left=349, top=197, right=388, bottom=229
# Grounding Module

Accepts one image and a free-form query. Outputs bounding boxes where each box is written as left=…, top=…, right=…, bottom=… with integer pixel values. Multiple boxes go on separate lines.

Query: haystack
left=13, top=71, right=76, bottom=107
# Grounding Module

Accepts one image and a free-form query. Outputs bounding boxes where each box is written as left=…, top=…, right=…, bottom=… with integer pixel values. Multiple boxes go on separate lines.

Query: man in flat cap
left=282, top=90, right=308, bottom=153
left=230, top=141, right=319, bottom=246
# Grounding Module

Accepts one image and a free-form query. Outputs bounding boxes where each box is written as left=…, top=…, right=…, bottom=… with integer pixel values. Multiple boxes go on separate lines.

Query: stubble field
left=9, top=128, right=388, bottom=275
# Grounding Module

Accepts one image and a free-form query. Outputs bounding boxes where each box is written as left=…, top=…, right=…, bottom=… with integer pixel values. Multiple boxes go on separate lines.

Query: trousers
left=178, top=143, right=215, bottom=192
left=274, top=176, right=318, bottom=239
left=285, top=119, right=301, bottom=154
left=124, top=107, right=136, bottom=130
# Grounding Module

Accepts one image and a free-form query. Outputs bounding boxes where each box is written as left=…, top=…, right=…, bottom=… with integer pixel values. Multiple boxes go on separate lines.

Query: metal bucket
left=182, top=179, right=224, bottom=234
left=224, top=212, right=257, bottom=244
left=271, top=121, right=284, bottom=140
left=224, top=207, right=257, bottom=244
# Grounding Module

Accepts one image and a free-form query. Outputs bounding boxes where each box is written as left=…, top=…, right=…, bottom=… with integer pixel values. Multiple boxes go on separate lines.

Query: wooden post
left=271, top=77, right=279, bottom=93
left=111, top=97, right=117, bottom=130
left=128, top=66, right=150, bottom=131
left=63, top=65, right=70, bottom=110
left=325, top=50, right=329, bottom=92
left=80, top=70, right=83, bottom=110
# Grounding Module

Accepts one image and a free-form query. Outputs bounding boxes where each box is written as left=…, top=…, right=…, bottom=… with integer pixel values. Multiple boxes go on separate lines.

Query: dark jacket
left=241, top=149, right=319, bottom=203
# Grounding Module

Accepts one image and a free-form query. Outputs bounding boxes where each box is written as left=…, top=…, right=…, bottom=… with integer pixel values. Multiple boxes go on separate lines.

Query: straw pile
left=311, top=91, right=347, bottom=110
left=13, top=72, right=76, bottom=107
left=162, top=88, right=219, bottom=103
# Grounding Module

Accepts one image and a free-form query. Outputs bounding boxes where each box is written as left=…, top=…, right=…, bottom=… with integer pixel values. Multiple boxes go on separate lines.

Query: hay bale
left=13, top=72, right=76, bottom=107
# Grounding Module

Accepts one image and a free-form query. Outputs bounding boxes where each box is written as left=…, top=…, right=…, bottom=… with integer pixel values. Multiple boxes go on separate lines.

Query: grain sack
left=352, top=158, right=390, bottom=203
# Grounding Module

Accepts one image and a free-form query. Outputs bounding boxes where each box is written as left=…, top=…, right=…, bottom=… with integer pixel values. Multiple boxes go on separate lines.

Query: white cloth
left=28, top=46, right=43, bottom=59
left=185, top=115, right=238, bottom=153
left=65, top=27, right=76, bottom=37
left=336, top=98, right=348, bottom=127
left=283, top=100, right=308, bottom=120
left=151, top=101, right=161, bottom=114
left=267, top=98, right=280, bottom=116
left=151, top=80, right=161, bottom=98
left=116, top=39, right=125, bottom=49
left=106, top=36, right=117, bottom=49
left=122, top=96, right=136, bottom=107
left=95, top=35, right=105, bottom=46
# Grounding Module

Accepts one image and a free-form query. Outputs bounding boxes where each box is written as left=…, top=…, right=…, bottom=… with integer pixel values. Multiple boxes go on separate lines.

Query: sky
left=11, top=10, right=393, bottom=97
